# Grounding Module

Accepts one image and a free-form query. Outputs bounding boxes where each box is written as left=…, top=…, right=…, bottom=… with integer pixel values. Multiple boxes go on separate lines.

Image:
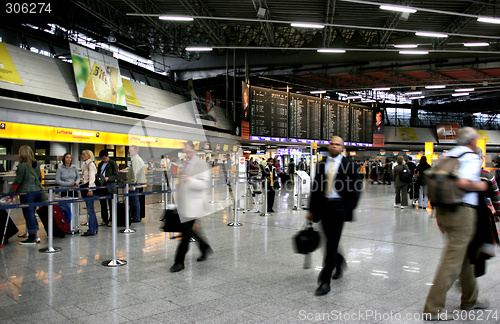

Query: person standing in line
left=393, top=156, right=410, bottom=209
left=288, top=158, right=296, bottom=185
left=96, top=150, right=119, bottom=226
left=128, top=145, right=146, bottom=223
left=415, top=156, right=431, bottom=209
left=406, top=156, right=416, bottom=175
left=263, top=158, right=278, bottom=213
left=10, top=145, right=42, bottom=244
left=81, top=150, right=98, bottom=236
left=307, top=136, right=361, bottom=296
left=423, top=127, right=489, bottom=321
left=170, top=141, right=213, bottom=273
left=55, top=153, right=80, bottom=198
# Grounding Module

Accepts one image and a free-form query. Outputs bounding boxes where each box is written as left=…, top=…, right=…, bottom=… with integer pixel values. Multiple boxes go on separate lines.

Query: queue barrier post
left=39, top=189, right=62, bottom=253
left=228, top=177, right=242, bottom=227
left=209, top=177, right=216, bottom=204
left=102, top=193, right=127, bottom=267
left=120, top=184, right=136, bottom=234
left=260, top=179, right=270, bottom=217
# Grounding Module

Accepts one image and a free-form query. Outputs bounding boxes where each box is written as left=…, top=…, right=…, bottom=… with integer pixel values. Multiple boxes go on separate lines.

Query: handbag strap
left=28, top=165, right=43, bottom=190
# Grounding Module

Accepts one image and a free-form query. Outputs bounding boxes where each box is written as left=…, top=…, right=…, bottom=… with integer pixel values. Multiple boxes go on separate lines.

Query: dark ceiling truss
left=322, top=0, right=337, bottom=48
left=379, top=0, right=413, bottom=46
left=468, top=67, right=497, bottom=82
left=177, top=0, right=224, bottom=46
left=251, top=0, right=275, bottom=46
left=436, top=0, right=493, bottom=49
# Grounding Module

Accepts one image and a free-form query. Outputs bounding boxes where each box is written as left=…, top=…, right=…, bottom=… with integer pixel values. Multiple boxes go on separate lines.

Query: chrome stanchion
left=209, top=177, right=216, bottom=203
left=158, top=179, right=165, bottom=203
left=120, top=184, right=135, bottom=234
left=225, top=178, right=231, bottom=201
left=168, top=175, right=173, bottom=205
left=40, top=189, right=62, bottom=253
left=260, top=180, right=270, bottom=217
left=228, top=178, right=242, bottom=227
left=102, top=193, right=127, bottom=266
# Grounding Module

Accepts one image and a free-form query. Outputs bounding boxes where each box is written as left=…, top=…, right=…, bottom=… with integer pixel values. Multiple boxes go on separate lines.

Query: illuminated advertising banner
left=373, top=108, right=384, bottom=148
left=0, top=121, right=195, bottom=149
left=398, top=127, right=419, bottom=141
left=477, top=130, right=491, bottom=143
left=122, top=79, right=141, bottom=107
left=69, top=43, right=126, bottom=110
left=425, top=142, right=434, bottom=165
left=0, top=43, right=23, bottom=85
left=436, top=123, right=458, bottom=143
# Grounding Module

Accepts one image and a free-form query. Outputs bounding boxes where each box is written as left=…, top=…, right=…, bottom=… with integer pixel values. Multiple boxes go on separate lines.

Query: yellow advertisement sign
left=70, top=43, right=126, bottom=109
left=425, top=142, right=434, bottom=165
left=0, top=121, right=197, bottom=149
left=398, top=127, right=418, bottom=141
left=122, top=79, right=141, bottom=107
left=477, top=138, right=486, bottom=168
left=477, top=130, right=491, bottom=143
left=0, top=43, right=23, bottom=85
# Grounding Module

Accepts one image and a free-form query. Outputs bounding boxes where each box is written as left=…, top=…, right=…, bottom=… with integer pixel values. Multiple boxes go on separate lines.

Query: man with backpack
left=423, top=127, right=489, bottom=320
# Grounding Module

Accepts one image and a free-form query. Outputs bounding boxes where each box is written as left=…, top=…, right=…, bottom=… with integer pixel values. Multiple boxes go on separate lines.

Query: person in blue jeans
left=10, top=145, right=42, bottom=244
left=81, top=150, right=98, bottom=236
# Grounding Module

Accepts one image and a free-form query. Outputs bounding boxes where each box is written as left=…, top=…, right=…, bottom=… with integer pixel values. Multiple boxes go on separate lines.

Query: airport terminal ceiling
left=3, top=0, right=500, bottom=115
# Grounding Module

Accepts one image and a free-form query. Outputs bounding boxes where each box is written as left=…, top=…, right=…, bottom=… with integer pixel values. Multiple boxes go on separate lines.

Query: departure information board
left=290, top=94, right=321, bottom=139
left=250, top=86, right=288, bottom=138
left=322, top=100, right=339, bottom=140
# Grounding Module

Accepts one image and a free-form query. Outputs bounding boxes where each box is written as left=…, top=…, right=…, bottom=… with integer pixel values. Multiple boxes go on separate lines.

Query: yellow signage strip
left=0, top=121, right=197, bottom=149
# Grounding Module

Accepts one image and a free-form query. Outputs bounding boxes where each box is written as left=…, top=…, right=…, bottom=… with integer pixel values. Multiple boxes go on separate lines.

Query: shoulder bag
left=29, top=166, right=48, bottom=202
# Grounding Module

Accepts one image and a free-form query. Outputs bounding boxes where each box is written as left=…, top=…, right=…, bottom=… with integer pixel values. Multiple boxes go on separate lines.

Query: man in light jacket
left=128, top=145, right=146, bottom=223
left=170, top=141, right=212, bottom=273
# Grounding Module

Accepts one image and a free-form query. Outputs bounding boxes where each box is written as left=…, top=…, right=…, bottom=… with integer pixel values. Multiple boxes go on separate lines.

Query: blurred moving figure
left=170, top=141, right=213, bottom=273
left=128, top=145, right=146, bottom=223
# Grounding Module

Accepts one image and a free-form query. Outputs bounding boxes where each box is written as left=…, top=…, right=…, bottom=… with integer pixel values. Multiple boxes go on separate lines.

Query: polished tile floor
left=0, top=181, right=499, bottom=323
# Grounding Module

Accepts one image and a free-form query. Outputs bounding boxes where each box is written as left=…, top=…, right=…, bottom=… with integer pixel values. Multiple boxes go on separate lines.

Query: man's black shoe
left=315, top=281, right=331, bottom=296
left=333, top=260, right=347, bottom=280
left=169, top=263, right=185, bottom=272
left=197, top=247, right=213, bottom=262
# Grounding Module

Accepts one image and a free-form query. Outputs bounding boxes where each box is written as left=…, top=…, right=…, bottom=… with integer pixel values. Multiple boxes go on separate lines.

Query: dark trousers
left=174, top=220, right=210, bottom=264
left=319, top=200, right=346, bottom=283
left=99, top=197, right=113, bottom=224
left=267, top=187, right=276, bottom=212
left=129, top=187, right=143, bottom=221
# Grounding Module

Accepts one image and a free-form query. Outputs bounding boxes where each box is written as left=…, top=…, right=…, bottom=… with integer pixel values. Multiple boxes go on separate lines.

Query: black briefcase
left=161, top=207, right=182, bottom=232
left=293, top=222, right=320, bottom=254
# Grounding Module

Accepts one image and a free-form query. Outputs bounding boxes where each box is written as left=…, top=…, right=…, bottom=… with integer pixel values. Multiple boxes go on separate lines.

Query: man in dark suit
left=307, top=136, right=361, bottom=296
left=97, top=150, right=119, bottom=226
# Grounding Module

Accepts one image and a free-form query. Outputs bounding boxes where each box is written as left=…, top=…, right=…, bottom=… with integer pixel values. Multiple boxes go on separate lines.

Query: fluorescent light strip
left=185, top=47, right=213, bottom=51
left=159, top=16, right=194, bottom=21
left=425, top=85, right=446, bottom=89
left=452, top=92, right=469, bottom=96
left=411, top=96, right=425, bottom=99
left=455, top=88, right=474, bottom=92
left=379, top=5, right=417, bottom=13
left=394, top=44, right=418, bottom=48
left=478, top=17, right=500, bottom=24
left=415, top=32, right=448, bottom=38
left=310, top=90, right=326, bottom=94
left=347, top=96, right=362, bottom=99
left=463, top=42, right=489, bottom=47
left=405, top=91, right=422, bottom=95
left=317, top=48, right=346, bottom=53
left=291, top=23, right=324, bottom=29
left=399, top=50, right=429, bottom=54
left=372, top=87, right=390, bottom=91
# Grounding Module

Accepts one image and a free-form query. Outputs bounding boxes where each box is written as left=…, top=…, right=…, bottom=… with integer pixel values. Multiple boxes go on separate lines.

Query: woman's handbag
left=29, top=167, right=48, bottom=202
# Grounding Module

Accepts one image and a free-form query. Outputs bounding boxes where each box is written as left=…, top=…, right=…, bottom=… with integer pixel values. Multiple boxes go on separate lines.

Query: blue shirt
left=101, top=162, right=108, bottom=178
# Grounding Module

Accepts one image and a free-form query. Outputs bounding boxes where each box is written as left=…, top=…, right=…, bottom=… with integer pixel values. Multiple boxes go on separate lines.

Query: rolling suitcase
left=0, top=209, right=19, bottom=246
left=37, top=205, right=70, bottom=238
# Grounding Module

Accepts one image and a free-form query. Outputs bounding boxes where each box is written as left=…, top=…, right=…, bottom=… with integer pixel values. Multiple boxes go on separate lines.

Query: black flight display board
left=322, top=99, right=350, bottom=141
left=290, top=94, right=321, bottom=139
left=351, top=104, right=373, bottom=143
left=250, top=86, right=288, bottom=138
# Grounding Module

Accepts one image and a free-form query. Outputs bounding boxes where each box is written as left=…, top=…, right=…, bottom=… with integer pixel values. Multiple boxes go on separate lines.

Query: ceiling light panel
left=415, top=32, right=448, bottom=38
left=291, top=23, right=324, bottom=29
left=379, top=5, right=417, bottom=13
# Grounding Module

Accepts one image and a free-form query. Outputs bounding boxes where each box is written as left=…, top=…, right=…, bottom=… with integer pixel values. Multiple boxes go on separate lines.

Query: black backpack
left=399, top=165, right=412, bottom=183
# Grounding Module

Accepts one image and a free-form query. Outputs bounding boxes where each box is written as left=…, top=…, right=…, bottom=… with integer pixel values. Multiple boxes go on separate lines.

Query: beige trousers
left=423, top=205, right=478, bottom=315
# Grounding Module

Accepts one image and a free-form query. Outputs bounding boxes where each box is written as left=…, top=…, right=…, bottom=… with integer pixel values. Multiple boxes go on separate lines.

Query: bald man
left=307, top=136, right=361, bottom=296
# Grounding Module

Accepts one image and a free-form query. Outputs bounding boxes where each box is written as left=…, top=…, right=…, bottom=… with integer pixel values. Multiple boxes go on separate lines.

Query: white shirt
left=448, top=145, right=481, bottom=206
left=325, top=154, right=342, bottom=199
